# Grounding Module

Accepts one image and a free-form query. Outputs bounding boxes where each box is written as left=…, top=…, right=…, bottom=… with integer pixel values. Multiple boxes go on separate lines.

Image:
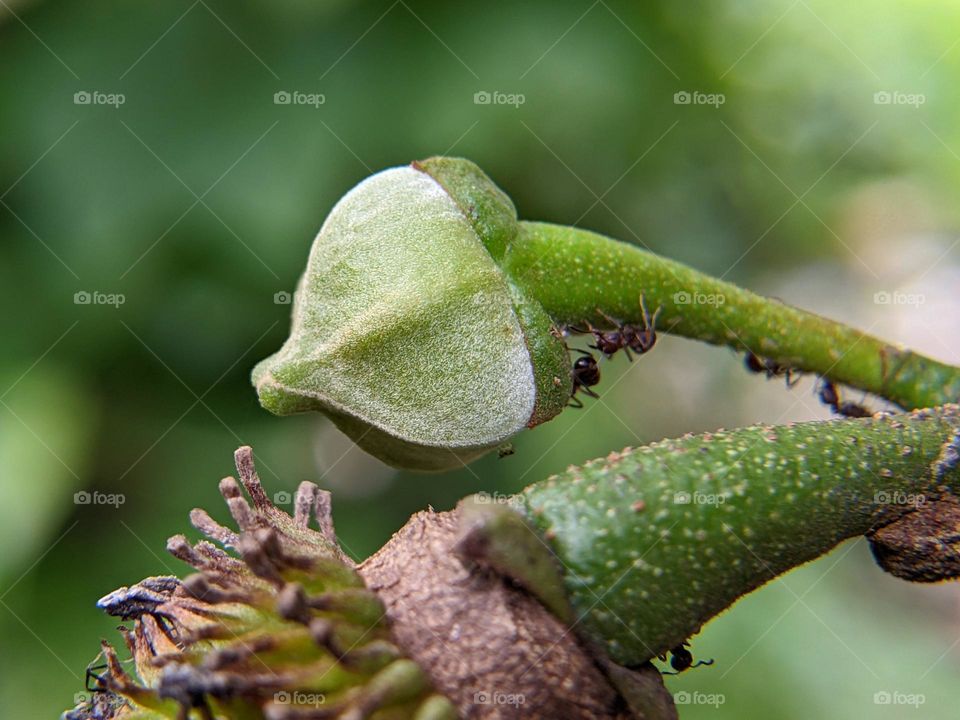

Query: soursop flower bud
left=253, top=158, right=570, bottom=471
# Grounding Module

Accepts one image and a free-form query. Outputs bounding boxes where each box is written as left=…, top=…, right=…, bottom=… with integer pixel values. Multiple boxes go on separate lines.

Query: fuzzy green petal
left=253, top=166, right=538, bottom=471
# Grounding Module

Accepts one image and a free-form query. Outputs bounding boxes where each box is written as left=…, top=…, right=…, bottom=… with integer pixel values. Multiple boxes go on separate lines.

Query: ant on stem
left=818, top=379, right=872, bottom=418
left=743, top=351, right=800, bottom=388
left=569, top=349, right=601, bottom=408
left=570, top=295, right=661, bottom=361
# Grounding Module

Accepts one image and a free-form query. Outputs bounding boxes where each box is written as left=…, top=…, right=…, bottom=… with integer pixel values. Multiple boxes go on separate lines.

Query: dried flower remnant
left=64, top=447, right=454, bottom=720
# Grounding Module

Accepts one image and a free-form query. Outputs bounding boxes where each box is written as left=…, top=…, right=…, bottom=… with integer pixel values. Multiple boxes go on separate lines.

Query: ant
left=569, top=349, right=601, bottom=408
left=744, top=351, right=800, bottom=388
left=818, top=379, right=872, bottom=418
left=571, top=295, right=661, bottom=361
left=659, top=641, right=714, bottom=674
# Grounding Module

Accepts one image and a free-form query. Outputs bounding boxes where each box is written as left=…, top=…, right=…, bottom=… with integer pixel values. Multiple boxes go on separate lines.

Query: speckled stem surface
left=517, top=406, right=960, bottom=667
left=504, top=222, right=960, bottom=410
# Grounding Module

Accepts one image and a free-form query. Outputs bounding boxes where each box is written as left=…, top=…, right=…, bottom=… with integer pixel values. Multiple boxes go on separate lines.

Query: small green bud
left=253, top=159, right=570, bottom=471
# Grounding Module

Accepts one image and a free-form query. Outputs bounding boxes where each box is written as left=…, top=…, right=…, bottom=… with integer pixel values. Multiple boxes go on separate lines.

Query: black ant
left=744, top=351, right=800, bottom=388
left=659, top=641, right=714, bottom=674
left=818, top=379, right=872, bottom=418
left=569, top=349, right=601, bottom=408
left=571, top=296, right=661, bottom=361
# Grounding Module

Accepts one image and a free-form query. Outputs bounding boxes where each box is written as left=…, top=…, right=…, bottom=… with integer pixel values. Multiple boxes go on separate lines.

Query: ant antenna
left=639, top=293, right=661, bottom=329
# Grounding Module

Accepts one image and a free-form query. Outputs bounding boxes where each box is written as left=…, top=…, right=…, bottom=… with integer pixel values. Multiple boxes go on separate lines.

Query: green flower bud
left=253, top=158, right=570, bottom=471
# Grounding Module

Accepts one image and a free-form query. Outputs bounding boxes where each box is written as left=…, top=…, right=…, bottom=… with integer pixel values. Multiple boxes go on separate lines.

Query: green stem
left=503, top=221, right=960, bottom=409
left=513, top=406, right=960, bottom=666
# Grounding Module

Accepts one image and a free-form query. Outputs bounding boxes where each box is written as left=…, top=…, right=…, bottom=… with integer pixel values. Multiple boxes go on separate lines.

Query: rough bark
left=360, top=507, right=666, bottom=719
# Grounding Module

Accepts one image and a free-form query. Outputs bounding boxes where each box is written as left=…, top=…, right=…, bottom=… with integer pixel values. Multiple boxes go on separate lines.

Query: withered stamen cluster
left=64, top=447, right=455, bottom=720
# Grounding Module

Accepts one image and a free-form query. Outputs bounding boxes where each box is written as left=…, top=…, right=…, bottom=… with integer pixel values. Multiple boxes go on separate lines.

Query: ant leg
left=595, top=307, right=624, bottom=330
left=785, top=369, right=802, bottom=388
left=581, top=386, right=600, bottom=399
left=86, top=663, right=108, bottom=692
left=568, top=395, right=584, bottom=409
left=567, top=322, right=594, bottom=335
left=691, top=658, right=715, bottom=668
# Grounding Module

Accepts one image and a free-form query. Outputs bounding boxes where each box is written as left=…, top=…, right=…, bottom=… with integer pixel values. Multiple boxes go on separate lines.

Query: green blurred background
left=2, top=0, right=959, bottom=717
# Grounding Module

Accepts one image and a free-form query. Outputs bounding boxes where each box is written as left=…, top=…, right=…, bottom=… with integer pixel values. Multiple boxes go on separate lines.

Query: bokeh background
left=2, top=0, right=959, bottom=717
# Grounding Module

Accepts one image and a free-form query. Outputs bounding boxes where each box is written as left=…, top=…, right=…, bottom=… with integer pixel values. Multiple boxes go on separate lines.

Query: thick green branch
left=505, top=221, right=960, bottom=410
left=472, top=406, right=960, bottom=667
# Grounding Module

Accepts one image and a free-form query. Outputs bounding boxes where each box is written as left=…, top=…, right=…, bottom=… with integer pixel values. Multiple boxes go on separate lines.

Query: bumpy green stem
left=504, top=222, right=960, bottom=409
left=513, top=406, right=960, bottom=666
